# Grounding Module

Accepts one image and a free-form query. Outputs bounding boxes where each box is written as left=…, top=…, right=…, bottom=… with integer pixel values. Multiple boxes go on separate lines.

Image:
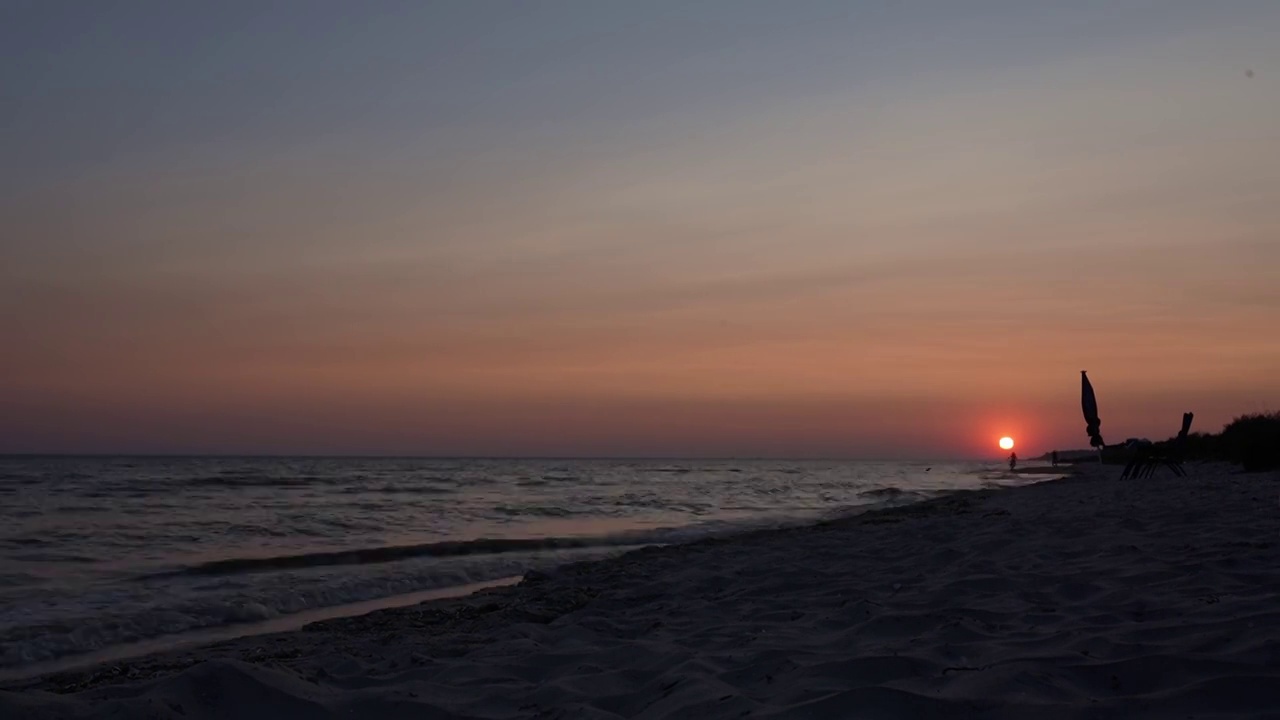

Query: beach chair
left=1121, top=412, right=1194, bottom=480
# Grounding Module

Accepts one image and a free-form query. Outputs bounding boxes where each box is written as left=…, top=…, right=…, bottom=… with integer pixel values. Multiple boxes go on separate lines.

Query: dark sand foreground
left=4, top=464, right=1279, bottom=719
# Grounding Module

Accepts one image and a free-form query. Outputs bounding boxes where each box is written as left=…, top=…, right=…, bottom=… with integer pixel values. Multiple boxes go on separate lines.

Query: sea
left=0, top=456, right=1058, bottom=679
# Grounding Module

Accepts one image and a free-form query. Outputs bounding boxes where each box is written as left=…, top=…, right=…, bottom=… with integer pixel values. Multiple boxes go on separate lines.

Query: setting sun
left=999, top=437, right=1015, bottom=451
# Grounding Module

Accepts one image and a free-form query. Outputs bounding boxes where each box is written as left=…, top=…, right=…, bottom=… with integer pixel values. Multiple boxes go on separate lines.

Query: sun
left=999, top=436, right=1015, bottom=451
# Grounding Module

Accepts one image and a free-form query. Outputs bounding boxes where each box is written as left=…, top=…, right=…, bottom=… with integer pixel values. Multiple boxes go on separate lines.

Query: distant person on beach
left=1051, top=450, right=1058, bottom=467
left=1009, top=452, right=1017, bottom=471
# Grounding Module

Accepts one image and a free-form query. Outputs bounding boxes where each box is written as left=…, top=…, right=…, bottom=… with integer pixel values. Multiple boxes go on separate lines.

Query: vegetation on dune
left=1219, top=412, right=1280, bottom=472
left=1056, top=411, right=1280, bottom=472
left=1150, top=412, right=1280, bottom=472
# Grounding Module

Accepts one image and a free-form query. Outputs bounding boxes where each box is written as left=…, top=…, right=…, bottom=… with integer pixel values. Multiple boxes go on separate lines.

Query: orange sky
left=3, top=4, right=1278, bottom=457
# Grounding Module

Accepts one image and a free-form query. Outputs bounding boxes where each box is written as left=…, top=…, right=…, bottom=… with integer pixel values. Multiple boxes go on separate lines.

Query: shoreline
left=2, top=464, right=1058, bottom=683
left=8, top=462, right=1280, bottom=717
left=4, top=473, right=1053, bottom=690
left=3, top=469, right=1066, bottom=691
left=0, top=577, right=523, bottom=686
left=1, top=458, right=1026, bottom=679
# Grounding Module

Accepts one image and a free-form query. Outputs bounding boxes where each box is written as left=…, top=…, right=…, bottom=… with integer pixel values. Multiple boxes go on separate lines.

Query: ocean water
left=0, top=456, right=1054, bottom=676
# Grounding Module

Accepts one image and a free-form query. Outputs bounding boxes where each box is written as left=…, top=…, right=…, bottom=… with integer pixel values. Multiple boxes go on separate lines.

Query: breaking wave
left=144, top=535, right=640, bottom=578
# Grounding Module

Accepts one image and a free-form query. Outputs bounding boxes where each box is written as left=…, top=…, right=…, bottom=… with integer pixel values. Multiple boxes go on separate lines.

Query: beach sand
left=4, top=463, right=1279, bottom=719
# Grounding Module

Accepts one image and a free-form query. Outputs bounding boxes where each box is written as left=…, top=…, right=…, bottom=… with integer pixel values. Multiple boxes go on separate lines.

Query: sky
left=2, top=1, right=1278, bottom=458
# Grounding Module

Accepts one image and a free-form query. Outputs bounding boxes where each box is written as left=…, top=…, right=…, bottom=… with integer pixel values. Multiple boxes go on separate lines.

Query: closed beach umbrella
left=1081, top=371, right=1105, bottom=448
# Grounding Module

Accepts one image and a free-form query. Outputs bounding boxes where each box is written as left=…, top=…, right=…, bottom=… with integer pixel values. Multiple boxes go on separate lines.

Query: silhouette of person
left=1009, top=452, right=1018, bottom=472
left=1051, top=450, right=1058, bottom=467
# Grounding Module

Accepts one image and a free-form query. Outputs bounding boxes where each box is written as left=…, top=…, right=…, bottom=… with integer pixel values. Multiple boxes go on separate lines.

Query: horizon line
left=0, top=452, right=1049, bottom=462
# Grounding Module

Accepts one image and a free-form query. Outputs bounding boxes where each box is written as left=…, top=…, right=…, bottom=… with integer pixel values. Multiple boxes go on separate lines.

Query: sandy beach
left=4, top=462, right=1279, bottom=719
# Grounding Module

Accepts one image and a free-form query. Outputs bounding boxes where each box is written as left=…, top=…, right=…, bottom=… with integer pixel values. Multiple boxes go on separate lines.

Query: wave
left=0, top=572, right=41, bottom=588
left=335, top=484, right=456, bottom=496
left=858, top=487, right=920, bottom=500
left=9, top=552, right=99, bottom=564
left=140, top=509, right=856, bottom=581
left=493, top=504, right=581, bottom=518
left=186, top=475, right=317, bottom=488
left=143, top=535, right=647, bottom=579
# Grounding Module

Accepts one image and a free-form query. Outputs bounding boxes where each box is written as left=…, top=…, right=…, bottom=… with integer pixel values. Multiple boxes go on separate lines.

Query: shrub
left=1163, top=431, right=1224, bottom=462
left=1219, top=412, right=1280, bottom=472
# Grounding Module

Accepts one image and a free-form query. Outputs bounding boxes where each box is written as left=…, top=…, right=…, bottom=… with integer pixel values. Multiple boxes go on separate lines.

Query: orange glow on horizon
left=2, top=9, right=1279, bottom=457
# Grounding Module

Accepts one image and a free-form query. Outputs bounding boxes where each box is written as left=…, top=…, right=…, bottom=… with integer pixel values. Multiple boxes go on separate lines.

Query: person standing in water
left=1009, top=452, right=1018, bottom=471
